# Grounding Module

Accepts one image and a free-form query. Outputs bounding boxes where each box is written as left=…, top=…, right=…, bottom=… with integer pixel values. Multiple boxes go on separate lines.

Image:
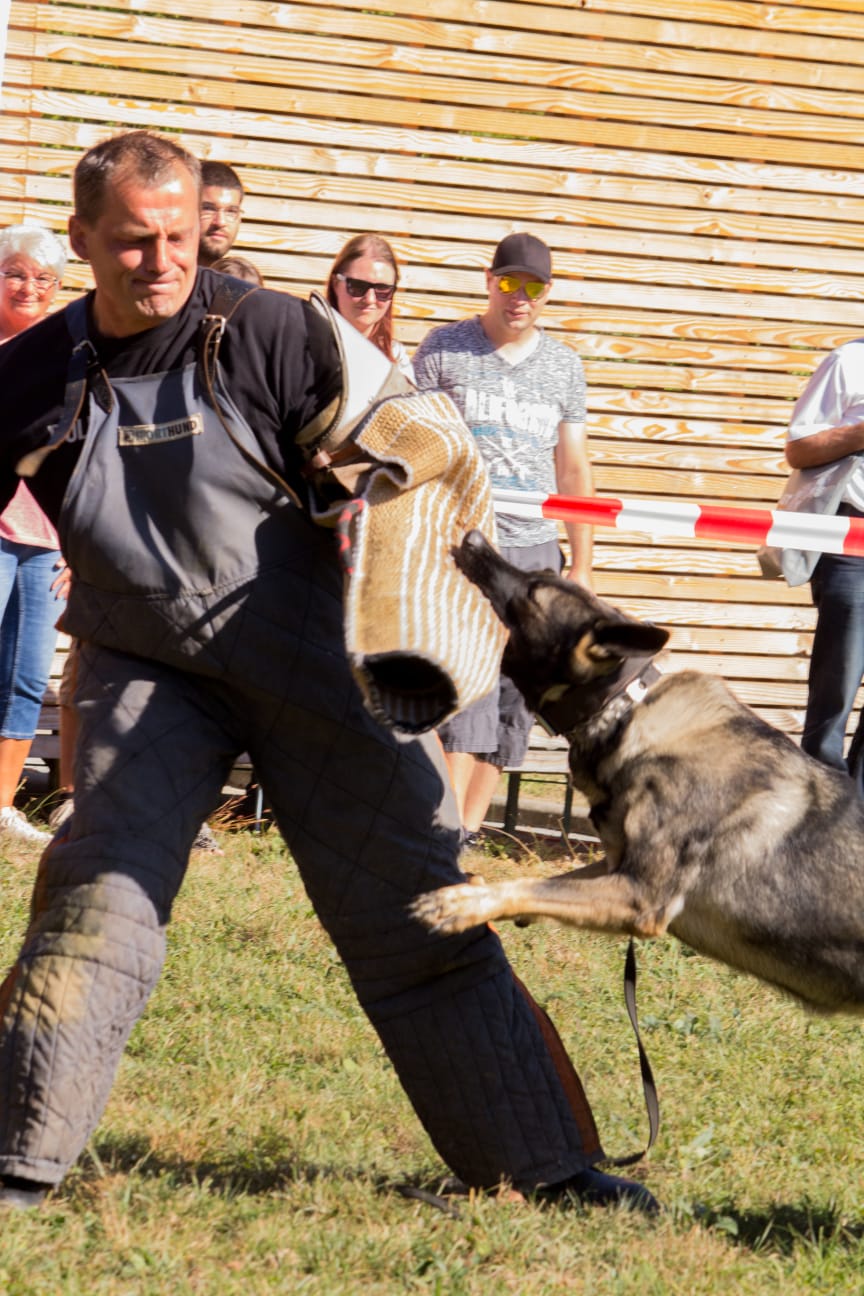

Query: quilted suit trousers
left=0, top=556, right=601, bottom=1192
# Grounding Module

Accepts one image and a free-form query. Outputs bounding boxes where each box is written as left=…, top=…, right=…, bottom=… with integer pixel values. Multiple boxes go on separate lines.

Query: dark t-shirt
left=0, top=268, right=342, bottom=522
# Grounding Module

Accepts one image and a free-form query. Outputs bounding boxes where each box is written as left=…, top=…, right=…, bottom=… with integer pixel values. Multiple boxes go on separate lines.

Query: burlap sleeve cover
left=333, top=389, right=507, bottom=736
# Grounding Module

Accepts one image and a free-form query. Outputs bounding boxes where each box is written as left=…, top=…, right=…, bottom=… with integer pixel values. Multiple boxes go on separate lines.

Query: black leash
left=533, top=660, right=662, bottom=1166
left=603, top=938, right=660, bottom=1167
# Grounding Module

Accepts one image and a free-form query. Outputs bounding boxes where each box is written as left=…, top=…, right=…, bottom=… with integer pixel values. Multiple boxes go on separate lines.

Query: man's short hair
left=74, top=131, right=201, bottom=225
left=200, top=161, right=244, bottom=196
left=211, top=254, right=262, bottom=286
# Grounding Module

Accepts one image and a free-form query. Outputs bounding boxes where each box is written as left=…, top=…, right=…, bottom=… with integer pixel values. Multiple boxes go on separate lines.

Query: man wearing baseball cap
left=414, top=234, right=593, bottom=845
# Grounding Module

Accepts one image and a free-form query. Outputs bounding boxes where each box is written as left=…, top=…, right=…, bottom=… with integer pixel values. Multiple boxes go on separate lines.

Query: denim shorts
left=438, top=539, right=563, bottom=768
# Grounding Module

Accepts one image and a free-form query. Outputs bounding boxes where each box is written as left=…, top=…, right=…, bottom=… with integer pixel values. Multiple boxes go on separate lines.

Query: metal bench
left=488, top=726, right=593, bottom=842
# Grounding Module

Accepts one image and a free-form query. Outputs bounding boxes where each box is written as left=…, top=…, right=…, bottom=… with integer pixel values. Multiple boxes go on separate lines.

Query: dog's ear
left=595, top=620, right=669, bottom=656
left=573, top=619, right=669, bottom=673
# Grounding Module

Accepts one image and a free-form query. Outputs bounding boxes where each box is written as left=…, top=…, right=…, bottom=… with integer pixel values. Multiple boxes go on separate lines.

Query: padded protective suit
left=0, top=289, right=602, bottom=1190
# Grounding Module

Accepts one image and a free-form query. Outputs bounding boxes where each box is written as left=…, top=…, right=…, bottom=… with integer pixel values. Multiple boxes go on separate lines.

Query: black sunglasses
left=335, top=273, right=396, bottom=303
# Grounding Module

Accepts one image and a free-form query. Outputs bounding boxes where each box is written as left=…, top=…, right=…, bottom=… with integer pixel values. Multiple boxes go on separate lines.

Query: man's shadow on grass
left=73, top=1133, right=864, bottom=1243
left=71, top=1131, right=460, bottom=1215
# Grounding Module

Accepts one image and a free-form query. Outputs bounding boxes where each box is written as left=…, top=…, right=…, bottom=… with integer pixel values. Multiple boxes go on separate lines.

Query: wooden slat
left=70, top=0, right=863, bottom=59
left=8, top=54, right=864, bottom=172
left=663, top=653, right=811, bottom=681
left=16, top=153, right=864, bottom=263
left=599, top=596, right=815, bottom=633
left=17, top=7, right=864, bottom=130
left=18, top=0, right=864, bottom=96
left=591, top=543, right=794, bottom=580
left=8, top=80, right=864, bottom=204
left=11, top=136, right=864, bottom=233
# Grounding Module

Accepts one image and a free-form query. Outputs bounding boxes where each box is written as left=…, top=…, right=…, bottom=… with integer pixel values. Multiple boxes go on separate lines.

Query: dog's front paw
left=410, top=882, right=497, bottom=934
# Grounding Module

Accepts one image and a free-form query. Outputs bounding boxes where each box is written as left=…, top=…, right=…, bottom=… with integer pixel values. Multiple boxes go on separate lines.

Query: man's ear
left=67, top=215, right=89, bottom=263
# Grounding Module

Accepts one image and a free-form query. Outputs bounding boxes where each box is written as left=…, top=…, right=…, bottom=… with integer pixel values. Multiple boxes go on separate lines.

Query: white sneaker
left=0, top=805, right=52, bottom=846
left=191, top=821, right=223, bottom=854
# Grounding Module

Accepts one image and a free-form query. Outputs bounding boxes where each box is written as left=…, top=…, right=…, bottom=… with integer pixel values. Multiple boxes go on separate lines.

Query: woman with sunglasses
left=325, top=234, right=415, bottom=381
left=0, top=224, right=69, bottom=846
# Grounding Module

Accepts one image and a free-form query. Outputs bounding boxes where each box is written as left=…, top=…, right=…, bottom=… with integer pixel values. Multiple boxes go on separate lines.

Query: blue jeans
left=803, top=521, right=864, bottom=796
left=0, top=539, right=63, bottom=740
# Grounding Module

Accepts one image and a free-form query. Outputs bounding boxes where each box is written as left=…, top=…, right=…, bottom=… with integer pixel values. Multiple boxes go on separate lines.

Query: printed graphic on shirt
left=465, top=375, right=563, bottom=493
left=414, top=317, right=585, bottom=545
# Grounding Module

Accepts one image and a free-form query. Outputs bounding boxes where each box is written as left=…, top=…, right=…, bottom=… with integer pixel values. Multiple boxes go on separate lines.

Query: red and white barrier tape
left=492, top=490, right=864, bottom=558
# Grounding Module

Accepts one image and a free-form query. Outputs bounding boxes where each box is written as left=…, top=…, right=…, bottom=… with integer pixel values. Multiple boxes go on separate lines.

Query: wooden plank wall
left=5, top=0, right=864, bottom=736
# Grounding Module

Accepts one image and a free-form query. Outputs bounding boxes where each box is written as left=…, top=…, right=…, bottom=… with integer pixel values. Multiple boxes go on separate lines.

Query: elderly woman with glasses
left=325, top=233, right=415, bottom=381
left=0, top=223, right=68, bottom=845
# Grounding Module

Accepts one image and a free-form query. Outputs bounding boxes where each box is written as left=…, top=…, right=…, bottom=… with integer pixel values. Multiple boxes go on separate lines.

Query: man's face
left=484, top=269, right=552, bottom=338
left=198, top=185, right=243, bottom=265
left=68, top=167, right=200, bottom=337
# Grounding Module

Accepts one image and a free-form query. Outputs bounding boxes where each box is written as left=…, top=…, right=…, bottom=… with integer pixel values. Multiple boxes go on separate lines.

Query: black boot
left=535, top=1167, right=660, bottom=1214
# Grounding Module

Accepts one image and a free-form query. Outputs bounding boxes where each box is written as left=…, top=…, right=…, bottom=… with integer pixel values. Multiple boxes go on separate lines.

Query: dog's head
left=454, top=530, right=669, bottom=718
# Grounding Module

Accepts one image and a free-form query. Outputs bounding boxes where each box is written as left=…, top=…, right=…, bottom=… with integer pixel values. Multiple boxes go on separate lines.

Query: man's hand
left=51, top=558, right=71, bottom=602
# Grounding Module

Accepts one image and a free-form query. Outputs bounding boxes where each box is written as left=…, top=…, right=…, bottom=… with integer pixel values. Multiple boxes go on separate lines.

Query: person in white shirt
left=786, top=340, right=864, bottom=792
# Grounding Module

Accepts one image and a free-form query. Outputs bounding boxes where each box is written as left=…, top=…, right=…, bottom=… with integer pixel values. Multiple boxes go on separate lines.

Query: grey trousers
left=0, top=552, right=601, bottom=1191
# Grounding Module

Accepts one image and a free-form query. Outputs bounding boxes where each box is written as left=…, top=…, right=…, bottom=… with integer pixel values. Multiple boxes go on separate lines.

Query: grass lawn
left=1, top=818, right=863, bottom=1294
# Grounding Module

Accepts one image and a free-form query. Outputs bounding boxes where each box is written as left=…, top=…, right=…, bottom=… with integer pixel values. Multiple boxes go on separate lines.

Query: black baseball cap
left=490, top=233, right=552, bottom=283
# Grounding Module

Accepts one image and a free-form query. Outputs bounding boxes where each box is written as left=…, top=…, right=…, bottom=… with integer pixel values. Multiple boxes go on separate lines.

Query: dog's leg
left=411, top=868, right=674, bottom=939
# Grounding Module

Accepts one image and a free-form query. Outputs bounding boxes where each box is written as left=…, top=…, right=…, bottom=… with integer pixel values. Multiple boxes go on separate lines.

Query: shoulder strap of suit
left=199, top=278, right=259, bottom=383
left=17, top=295, right=113, bottom=479
left=195, top=279, right=303, bottom=507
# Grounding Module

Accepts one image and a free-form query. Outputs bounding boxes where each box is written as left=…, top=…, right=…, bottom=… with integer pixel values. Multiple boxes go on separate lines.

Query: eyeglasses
left=495, top=275, right=547, bottom=300
left=0, top=271, right=58, bottom=294
left=335, top=274, right=395, bottom=303
left=200, top=204, right=242, bottom=221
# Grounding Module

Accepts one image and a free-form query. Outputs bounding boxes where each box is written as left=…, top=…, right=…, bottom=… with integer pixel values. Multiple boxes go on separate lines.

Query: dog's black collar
left=535, top=659, right=661, bottom=738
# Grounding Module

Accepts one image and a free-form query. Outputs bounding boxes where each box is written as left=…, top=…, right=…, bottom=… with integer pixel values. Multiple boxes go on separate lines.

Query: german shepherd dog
left=413, top=530, right=864, bottom=1014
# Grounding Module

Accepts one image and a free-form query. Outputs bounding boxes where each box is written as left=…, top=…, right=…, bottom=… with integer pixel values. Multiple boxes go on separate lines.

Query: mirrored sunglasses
left=495, top=275, right=547, bottom=300
left=336, top=273, right=395, bottom=302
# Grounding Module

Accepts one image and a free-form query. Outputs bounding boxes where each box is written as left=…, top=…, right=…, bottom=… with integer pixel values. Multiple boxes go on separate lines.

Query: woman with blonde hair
left=325, top=233, right=414, bottom=381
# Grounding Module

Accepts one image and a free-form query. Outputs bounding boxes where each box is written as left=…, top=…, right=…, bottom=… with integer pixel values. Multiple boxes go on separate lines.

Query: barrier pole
left=492, top=491, right=864, bottom=559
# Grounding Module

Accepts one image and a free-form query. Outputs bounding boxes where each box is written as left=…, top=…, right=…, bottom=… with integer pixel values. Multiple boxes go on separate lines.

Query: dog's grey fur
left=412, top=531, right=864, bottom=1014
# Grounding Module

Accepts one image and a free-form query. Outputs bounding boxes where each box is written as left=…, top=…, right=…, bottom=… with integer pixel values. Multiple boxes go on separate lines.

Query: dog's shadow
left=697, top=1199, right=864, bottom=1253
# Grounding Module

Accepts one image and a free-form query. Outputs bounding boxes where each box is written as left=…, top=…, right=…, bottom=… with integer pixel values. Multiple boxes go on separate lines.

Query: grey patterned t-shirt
left=413, top=316, right=586, bottom=544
